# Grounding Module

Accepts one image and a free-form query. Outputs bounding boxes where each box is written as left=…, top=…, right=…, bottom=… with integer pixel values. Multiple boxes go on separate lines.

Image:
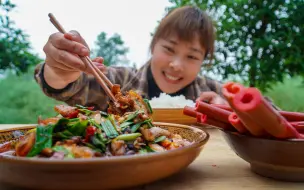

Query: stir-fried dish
left=0, top=87, right=192, bottom=159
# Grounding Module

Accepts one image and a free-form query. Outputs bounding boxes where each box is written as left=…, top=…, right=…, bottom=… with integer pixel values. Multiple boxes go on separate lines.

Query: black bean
left=123, top=128, right=131, bottom=134
left=127, top=143, right=135, bottom=150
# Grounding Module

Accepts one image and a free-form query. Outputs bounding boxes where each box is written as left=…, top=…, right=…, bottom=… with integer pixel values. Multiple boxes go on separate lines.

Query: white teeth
left=164, top=73, right=180, bottom=81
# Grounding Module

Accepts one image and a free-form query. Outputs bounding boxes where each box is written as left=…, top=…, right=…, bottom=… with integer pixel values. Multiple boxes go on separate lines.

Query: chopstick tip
left=48, top=13, right=54, bottom=19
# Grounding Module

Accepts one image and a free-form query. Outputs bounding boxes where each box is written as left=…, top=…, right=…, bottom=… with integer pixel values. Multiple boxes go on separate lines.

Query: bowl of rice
left=149, top=93, right=198, bottom=125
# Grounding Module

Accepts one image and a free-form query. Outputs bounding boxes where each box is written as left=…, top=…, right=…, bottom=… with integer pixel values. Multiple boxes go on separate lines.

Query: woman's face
left=150, top=35, right=206, bottom=93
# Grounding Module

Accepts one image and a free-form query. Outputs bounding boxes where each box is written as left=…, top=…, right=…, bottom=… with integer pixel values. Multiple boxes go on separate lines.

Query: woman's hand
left=43, top=30, right=106, bottom=89
left=197, top=91, right=228, bottom=105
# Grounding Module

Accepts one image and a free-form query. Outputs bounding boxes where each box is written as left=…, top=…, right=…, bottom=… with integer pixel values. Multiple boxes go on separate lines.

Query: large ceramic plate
left=0, top=122, right=209, bottom=190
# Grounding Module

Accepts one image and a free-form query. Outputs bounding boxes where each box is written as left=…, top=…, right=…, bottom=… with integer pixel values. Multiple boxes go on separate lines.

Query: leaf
left=68, top=120, right=89, bottom=136
left=53, top=118, right=69, bottom=133
left=53, top=130, right=74, bottom=139
left=91, top=135, right=106, bottom=151
left=139, top=146, right=155, bottom=154
left=154, top=136, right=166, bottom=143
left=26, top=124, right=54, bottom=157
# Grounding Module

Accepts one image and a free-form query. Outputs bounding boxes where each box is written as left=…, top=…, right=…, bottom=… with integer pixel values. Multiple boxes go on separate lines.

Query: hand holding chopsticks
left=48, top=13, right=117, bottom=103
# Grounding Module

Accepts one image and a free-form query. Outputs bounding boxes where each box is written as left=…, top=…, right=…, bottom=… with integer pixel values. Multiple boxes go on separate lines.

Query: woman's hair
left=150, top=6, right=215, bottom=61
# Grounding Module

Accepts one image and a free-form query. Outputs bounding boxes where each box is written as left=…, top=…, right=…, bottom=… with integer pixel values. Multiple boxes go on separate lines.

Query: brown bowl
left=0, top=122, right=209, bottom=190
left=221, top=130, right=304, bottom=182
left=152, top=108, right=197, bottom=125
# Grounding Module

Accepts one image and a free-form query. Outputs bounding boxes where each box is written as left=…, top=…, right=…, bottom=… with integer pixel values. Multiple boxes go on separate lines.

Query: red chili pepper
left=85, top=126, right=97, bottom=142
left=87, top=106, right=95, bottom=110
left=66, top=110, right=79, bottom=119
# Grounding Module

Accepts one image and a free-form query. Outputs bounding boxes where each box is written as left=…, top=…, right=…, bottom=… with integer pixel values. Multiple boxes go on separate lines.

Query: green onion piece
left=115, top=133, right=142, bottom=141
left=120, top=121, right=133, bottom=129
left=84, top=143, right=103, bottom=152
left=75, top=104, right=87, bottom=109
left=68, top=118, right=80, bottom=123
left=96, top=133, right=108, bottom=143
left=131, top=119, right=151, bottom=133
left=139, top=146, right=155, bottom=154
left=108, top=114, right=119, bottom=131
left=144, top=99, right=153, bottom=114
left=54, top=130, right=74, bottom=139
left=78, top=108, right=93, bottom=116
left=101, top=118, right=118, bottom=138
left=100, top=111, right=108, bottom=117
left=147, top=120, right=154, bottom=128
left=89, top=118, right=101, bottom=129
left=125, top=110, right=143, bottom=122
left=154, top=136, right=166, bottom=143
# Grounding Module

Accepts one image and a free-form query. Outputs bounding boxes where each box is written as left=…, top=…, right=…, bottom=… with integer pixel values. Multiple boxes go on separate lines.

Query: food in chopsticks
left=0, top=91, right=192, bottom=159
left=107, top=85, right=152, bottom=116
left=183, top=82, right=304, bottom=140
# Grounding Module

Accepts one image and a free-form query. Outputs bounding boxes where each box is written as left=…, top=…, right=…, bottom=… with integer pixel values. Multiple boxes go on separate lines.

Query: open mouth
left=163, top=71, right=182, bottom=83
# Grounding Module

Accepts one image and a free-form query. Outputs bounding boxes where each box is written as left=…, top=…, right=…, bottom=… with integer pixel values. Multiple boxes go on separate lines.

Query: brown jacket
left=34, top=61, right=224, bottom=111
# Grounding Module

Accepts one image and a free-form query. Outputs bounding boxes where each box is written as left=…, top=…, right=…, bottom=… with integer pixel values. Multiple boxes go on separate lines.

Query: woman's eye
left=188, top=55, right=199, bottom=60
left=163, top=46, right=174, bottom=53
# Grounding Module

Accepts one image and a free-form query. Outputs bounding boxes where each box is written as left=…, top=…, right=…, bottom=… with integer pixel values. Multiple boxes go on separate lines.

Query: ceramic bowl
left=221, top=130, right=304, bottom=182
left=0, top=122, right=209, bottom=190
left=152, top=108, right=197, bottom=125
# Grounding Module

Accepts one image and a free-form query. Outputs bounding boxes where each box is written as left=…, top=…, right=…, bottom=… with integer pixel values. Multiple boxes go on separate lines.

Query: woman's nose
left=169, top=58, right=183, bottom=72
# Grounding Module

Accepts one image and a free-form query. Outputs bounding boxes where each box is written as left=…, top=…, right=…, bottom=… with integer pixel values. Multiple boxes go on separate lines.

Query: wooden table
left=0, top=124, right=303, bottom=190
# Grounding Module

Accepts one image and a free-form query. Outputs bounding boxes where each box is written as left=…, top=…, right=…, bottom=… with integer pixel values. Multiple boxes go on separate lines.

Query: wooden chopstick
left=48, top=13, right=116, bottom=102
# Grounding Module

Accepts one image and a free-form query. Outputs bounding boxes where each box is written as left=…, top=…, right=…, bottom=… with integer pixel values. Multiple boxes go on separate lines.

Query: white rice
left=149, top=93, right=195, bottom=108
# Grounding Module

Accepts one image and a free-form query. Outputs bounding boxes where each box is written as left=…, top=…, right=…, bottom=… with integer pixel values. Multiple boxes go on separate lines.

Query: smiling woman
left=150, top=36, right=206, bottom=93
left=149, top=6, right=215, bottom=95
left=33, top=5, right=226, bottom=112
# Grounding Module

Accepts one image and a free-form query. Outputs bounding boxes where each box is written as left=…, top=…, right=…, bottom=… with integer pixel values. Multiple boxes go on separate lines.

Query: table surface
left=0, top=124, right=303, bottom=190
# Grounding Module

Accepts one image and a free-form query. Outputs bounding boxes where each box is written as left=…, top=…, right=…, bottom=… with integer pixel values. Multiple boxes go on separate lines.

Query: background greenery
left=0, top=0, right=303, bottom=124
